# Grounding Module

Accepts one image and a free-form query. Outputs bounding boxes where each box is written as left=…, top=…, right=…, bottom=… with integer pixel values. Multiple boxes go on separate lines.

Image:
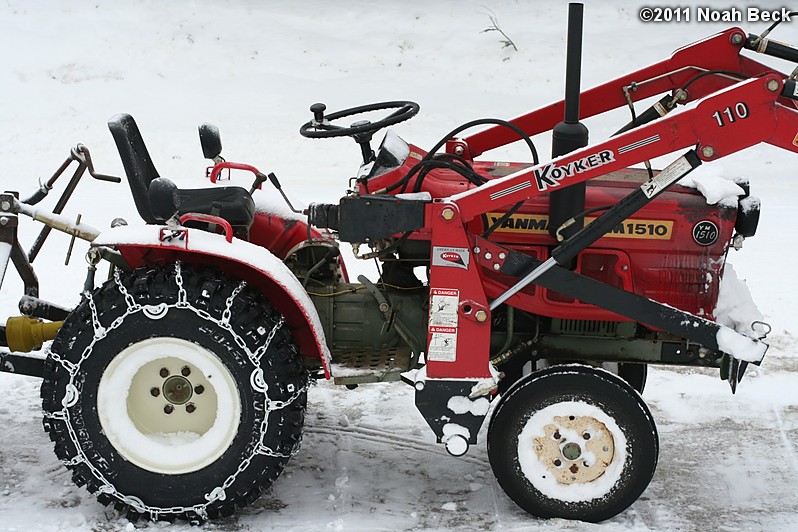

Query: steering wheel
left=299, top=101, right=420, bottom=139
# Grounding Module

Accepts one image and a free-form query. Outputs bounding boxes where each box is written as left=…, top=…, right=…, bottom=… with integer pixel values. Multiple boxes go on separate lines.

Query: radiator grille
left=553, top=319, right=619, bottom=336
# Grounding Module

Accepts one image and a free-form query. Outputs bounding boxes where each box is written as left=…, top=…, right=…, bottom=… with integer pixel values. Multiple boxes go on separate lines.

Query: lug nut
left=186, top=403, right=196, bottom=413
left=194, top=384, right=205, bottom=395
left=164, top=404, right=174, bottom=414
left=150, top=387, right=160, bottom=397
left=181, top=366, right=191, bottom=377
left=159, top=367, right=170, bottom=378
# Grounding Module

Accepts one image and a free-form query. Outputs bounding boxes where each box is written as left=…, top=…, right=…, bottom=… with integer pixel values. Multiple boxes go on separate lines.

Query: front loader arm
left=451, top=73, right=797, bottom=221
left=457, top=28, right=792, bottom=158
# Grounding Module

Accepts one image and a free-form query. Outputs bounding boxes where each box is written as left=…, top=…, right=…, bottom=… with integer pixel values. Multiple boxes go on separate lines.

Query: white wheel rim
left=97, top=337, right=242, bottom=475
left=516, top=401, right=627, bottom=503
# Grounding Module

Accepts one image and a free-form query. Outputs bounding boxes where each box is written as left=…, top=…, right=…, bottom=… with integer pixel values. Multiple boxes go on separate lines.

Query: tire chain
left=44, top=262, right=308, bottom=521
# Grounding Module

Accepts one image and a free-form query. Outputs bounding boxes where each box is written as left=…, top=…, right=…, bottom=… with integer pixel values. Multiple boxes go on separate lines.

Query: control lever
left=310, top=103, right=327, bottom=125
left=249, top=172, right=268, bottom=195
left=265, top=172, right=302, bottom=214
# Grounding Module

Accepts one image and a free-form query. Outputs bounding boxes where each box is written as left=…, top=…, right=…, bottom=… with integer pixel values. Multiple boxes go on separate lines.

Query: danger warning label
left=428, top=288, right=459, bottom=361
left=429, top=288, right=459, bottom=327
left=428, top=326, right=457, bottom=362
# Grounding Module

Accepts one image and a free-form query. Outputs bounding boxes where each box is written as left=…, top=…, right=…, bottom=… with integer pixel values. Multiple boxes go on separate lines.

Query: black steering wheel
left=299, top=101, right=420, bottom=139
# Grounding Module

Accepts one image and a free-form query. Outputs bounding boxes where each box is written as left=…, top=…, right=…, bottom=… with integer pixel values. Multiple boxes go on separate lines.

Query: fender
left=92, top=225, right=332, bottom=378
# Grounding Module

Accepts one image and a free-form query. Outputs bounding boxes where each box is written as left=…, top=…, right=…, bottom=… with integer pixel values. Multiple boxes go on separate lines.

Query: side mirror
left=199, top=123, right=223, bottom=160
left=148, top=178, right=180, bottom=222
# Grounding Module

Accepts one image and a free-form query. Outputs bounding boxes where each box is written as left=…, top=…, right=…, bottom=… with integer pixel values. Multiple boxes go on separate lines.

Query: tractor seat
left=177, top=187, right=255, bottom=226
left=108, top=113, right=255, bottom=228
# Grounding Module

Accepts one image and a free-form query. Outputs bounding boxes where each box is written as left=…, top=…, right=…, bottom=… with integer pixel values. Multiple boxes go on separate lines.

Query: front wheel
left=488, top=364, right=658, bottom=522
left=41, top=263, right=308, bottom=522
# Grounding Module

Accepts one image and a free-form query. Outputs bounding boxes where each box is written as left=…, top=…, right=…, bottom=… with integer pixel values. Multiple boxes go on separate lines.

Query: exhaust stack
left=549, top=3, right=589, bottom=242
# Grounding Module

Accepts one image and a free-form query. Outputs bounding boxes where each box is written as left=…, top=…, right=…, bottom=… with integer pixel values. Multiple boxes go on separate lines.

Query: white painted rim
left=97, top=337, right=242, bottom=475
left=517, top=401, right=627, bottom=503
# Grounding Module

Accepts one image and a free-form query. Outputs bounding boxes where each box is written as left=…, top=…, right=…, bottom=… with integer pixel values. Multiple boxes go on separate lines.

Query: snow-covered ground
left=1, top=1, right=796, bottom=530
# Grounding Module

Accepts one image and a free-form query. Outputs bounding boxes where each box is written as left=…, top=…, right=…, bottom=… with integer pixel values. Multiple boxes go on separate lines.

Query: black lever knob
left=310, top=103, right=326, bottom=123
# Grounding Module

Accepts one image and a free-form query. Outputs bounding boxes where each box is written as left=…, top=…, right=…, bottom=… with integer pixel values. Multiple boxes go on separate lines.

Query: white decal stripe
left=489, top=181, right=532, bottom=201
left=619, top=134, right=660, bottom=154
left=619, top=135, right=659, bottom=154
left=620, top=135, right=659, bottom=152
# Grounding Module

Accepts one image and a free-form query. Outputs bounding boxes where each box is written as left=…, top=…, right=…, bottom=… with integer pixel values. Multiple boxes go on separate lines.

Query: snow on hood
left=679, top=167, right=745, bottom=207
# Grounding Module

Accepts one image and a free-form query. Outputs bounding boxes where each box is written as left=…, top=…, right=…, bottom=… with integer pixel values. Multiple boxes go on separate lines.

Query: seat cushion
left=178, top=186, right=255, bottom=228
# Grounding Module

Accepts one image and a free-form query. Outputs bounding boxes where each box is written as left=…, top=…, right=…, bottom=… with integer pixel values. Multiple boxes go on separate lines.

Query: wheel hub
left=97, top=337, right=241, bottom=475
left=533, top=414, right=615, bottom=484
left=163, top=375, right=193, bottom=405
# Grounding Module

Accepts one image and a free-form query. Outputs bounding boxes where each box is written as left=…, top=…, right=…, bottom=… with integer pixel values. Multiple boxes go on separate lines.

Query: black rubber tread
left=41, top=263, right=307, bottom=523
left=488, top=364, right=658, bottom=523
left=496, top=360, right=647, bottom=397
left=617, top=362, right=647, bottom=394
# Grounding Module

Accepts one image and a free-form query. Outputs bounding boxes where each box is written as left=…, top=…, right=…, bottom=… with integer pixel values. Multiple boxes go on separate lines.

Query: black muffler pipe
left=549, top=3, right=589, bottom=243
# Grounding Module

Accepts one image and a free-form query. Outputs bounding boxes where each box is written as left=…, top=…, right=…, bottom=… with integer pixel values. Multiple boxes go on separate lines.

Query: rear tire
left=488, top=364, right=658, bottom=522
left=41, top=263, right=307, bottom=522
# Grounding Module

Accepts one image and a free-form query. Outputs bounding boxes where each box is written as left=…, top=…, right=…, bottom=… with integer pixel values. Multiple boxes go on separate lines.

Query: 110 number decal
left=712, top=102, right=749, bottom=127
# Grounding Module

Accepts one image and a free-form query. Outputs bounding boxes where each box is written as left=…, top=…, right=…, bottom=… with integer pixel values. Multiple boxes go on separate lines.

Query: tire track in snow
left=307, top=424, right=491, bottom=469
left=771, top=403, right=798, bottom=474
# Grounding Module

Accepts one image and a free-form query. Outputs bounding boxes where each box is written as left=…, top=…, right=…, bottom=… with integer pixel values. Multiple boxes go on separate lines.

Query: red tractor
left=1, top=4, right=795, bottom=524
